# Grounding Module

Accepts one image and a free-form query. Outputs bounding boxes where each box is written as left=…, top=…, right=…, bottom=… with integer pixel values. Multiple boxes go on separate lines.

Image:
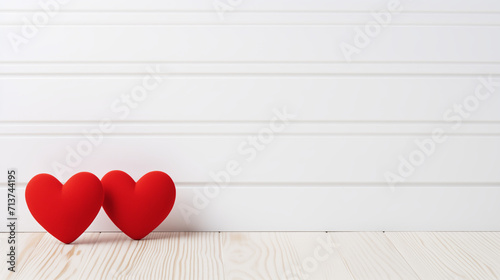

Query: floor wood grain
left=221, top=232, right=353, bottom=280
left=79, top=232, right=224, bottom=280
left=329, top=232, right=420, bottom=280
left=221, top=232, right=302, bottom=279
left=0, top=232, right=44, bottom=279
left=11, top=233, right=99, bottom=279
left=1, top=232, right=499, bottom=279
left=386, top=232, right=500, bottom=280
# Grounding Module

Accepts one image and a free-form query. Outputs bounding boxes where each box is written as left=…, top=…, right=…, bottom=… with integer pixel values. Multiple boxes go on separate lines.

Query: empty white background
left=1, top=0, right=500, bottom=231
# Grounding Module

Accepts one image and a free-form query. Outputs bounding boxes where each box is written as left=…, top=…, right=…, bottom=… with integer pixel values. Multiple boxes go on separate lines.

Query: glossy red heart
left=25, top=172, right=104, bottom=244
left=101, top=170, right=176, bottom=240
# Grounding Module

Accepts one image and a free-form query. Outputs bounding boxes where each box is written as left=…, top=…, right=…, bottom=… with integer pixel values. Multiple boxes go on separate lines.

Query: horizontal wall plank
left=2, top=123, right=500, bottom=135
left=1, top=0, right=499, bottom=12
left=1, top=26, right=499, bottom=62
left=3, top=0, right=499, bottom=232
left=2, top=77, right=500, bottom=121
left=3, top=186, right=500, bottom=231
left=1, top=62, right=500, bottom=74
left=1, top=137, right=499, bottom=184
left=2, top=12, right=500, bottom=25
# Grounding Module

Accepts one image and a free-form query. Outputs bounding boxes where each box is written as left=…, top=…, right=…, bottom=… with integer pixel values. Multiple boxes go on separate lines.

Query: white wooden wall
left=1, top=0, right=500, bottom=231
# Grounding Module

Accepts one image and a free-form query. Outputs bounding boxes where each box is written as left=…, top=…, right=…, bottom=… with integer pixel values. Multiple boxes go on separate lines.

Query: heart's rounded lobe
left=25, top=172, right=104, bottom=244
left=101, top=170, right=176, bottom=240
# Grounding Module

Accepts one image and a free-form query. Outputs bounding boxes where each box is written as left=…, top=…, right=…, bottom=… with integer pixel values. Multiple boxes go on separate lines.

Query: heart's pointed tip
left=132, top=238, right=145, bottom=241
left=54, top=236, right=78, bottom=244
left=128, top=234, right=147, bottom=241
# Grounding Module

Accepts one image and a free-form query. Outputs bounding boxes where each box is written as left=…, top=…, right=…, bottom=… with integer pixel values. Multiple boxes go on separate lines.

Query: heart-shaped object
left=101, top=170, right=176, bottom=240
left=25, top=172, right=104, bottom=244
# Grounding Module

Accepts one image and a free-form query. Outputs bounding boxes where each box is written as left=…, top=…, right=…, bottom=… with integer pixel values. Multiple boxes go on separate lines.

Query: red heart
left=101, top=170, right=176, bottom=240
left=25, top=172, right=103, bottom=244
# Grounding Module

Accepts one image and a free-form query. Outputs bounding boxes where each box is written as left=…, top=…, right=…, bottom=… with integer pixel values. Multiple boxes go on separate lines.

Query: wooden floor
left=1, top=232, right=499, bottom=279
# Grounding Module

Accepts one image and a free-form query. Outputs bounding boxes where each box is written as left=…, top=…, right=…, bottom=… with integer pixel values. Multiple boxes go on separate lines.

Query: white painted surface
left=3, top=185, right=500, bottom=232
left=1, top=137, right=500, bottom=183
left=1, top=0, right=499, bottom=231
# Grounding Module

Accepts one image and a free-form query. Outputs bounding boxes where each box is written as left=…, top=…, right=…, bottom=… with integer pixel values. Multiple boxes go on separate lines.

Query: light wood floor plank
left=329, top=232, right=420, bottom=280
left=386, top=232, right=500, bottom=280
left=77, top=233, right=140, bottom=279
left=0, top=232, right=45, bottom=279
left=80, top=232, right=224, bottom=279
left=11, top=233, right=99, bottom=279
left=2, top=231, right=500, bottom=279
left=285, top=232, right=354, bottom=280
left=221, top=232, right=354, bottom=280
